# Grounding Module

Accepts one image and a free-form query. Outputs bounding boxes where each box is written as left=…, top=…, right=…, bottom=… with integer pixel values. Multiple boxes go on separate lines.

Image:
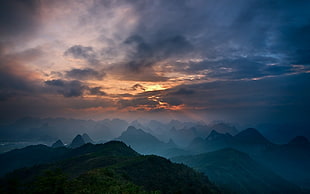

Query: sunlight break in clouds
left=0, top=0, right=309, bottom=126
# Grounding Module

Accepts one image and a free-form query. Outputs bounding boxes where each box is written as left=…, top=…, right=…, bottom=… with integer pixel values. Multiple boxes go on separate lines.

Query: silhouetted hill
left=51, top=139, right=65, bottom=148
left=185, top=128, right=310, bottom=189
left=0, top=144, right=68, bottom=176
left=69, top=134, right=85, bottom=148
left=0, top=141, right=219, bottom=194
left=117, top=126, right=177, bottom=155
left=82, top=133, right=95, bottom=144
left=168, top=127, right=200, bottom=146
left=288, top=136, right=309, bottom=146
left=209, top=122, right=239, bottom=135
left=172, top=148, right=302, bottom=194
left=0, top=117, right=130, bottom=144
left=0, top=141, right=139, bottom=177
left=260, top=137, right=310, bottom=189
left=234, top=128, right=271, bottom=145
left=119, top=126, right=161, bottom=146
left=188, top=130, right=234, bottom=153
left=188, top=128, right=272, bottom=154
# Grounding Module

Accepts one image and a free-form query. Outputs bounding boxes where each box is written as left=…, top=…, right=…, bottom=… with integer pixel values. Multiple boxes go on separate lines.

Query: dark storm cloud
left=65, top=68, right=106, bottom=80
left=45, top=79, right=87, bottom=97
left=64, top=45, right=100, bottom=66
left=113, top=0, right=310, bottom=81
left=111, top=34, right=192, bottom=81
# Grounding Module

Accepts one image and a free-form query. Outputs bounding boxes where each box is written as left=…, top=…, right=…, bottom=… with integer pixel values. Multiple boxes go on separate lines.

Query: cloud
left=114, top=0, right=310, bottom=82
left=162, top=97, right=183, bottom=106
left=109, top=34, right=193, bottom=81
left=0, top=0, right=41, bottom=39
left=88, top=87, right=106, bottom=96
left=44, top=79, right=108, bottom=97
left=64, top=45, right=100, bottom=66
left=117, top=97, right=158, bottom=109
left=0, top=0, right=310, bottom=127
left=0, top=48, right=42, bottom=101
left=44, top=79, right=65, bottom=87
left=65, top=68, right=106, bottom=80
left=131, top=84, right=145, bottom=91
left=45, top=79, right=86, bottom=97
left=172, top=88, right=195, bottom=95
left=163, top=73, right=310, bottom=119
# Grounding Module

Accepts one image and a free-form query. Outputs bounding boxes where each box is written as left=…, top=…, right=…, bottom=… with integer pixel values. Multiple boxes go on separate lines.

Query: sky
left=0, top=0, right=310, bottom=129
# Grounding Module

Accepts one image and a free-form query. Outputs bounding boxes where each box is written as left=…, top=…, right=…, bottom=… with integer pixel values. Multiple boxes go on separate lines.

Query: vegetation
left=0, top=141, right=219, bottom=194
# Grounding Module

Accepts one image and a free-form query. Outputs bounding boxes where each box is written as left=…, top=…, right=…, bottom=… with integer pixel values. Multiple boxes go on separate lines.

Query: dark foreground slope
left=172, top=148, right=302, bottom=194
left=0, top=141, right=219, bottom=194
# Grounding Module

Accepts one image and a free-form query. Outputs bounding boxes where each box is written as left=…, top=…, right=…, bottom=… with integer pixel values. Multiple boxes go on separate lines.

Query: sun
left=144, top=84, right=167, bottom=92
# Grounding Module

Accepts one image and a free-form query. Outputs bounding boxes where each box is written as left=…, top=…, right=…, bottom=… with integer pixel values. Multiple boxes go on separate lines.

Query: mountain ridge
left=172, top=148, right=302, bottom=194
left=0, top=140, right=219, bottom=194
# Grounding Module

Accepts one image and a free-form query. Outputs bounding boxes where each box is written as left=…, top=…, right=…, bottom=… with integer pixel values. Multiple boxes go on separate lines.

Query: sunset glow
left=0, top=0, right=309, bottom=126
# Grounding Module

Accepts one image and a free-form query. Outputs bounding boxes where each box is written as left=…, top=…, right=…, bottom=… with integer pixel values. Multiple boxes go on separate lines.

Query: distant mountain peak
left=206, top=130, right=226, bottom=141
left=209, top=122, right=239, bottom=135
left=52, top=139, right=65, bottom=148
left=127, top=125, right=139, bottom=131
left=82, top=133, right=95, bottom=144
left=167, top=138, right=177, bottom=147
left=117, top=126, right=165, bottom=154
left=120, top=126, right=160, bottom=141
left=70, top=134, right=85, bottom=148
left=123, top=126, right=148, bottom=136
left=210, top=130, right=221, bottom=135
left=289, top=136, right=309, bottom=145
left=235, top=128, right=270, bottom=144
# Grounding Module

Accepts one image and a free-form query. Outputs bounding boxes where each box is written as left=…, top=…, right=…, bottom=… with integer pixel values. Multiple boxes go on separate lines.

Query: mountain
left=69, top=134, right=85, bottom=148
left=51, top=139, right=65, bottom=148
left=288, top=136, right=310, bottom=146
left=0, top=141, right=219, bottom=194
left=0, top=117, right=130, bottom=144
left=188, top=128, right=273, bottom=155
left=172, top=148, right=302, bottom=194
left=117, top=126, right=177, bottom=156
left=209, top=122, right=239, bottom=135
left=186, top=129, right=310, bottom=190
left=168, top=127, right=200, bottom=146
left=0, top=144, right=68, bottom=176
left=188, top=130, right=234, bottom=153
left=82, top=133, right=95, bottom=144
left=118, top=126, right=161, bottom=146
left=260, top=136, right=310, bottom=189
left=234, top=128, right=271, bottom=145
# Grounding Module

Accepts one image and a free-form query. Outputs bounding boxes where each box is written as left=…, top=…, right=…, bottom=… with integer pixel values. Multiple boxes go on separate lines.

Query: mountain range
left=172, top=148, right=301, bottom=194
left=0, top=141, right=219, bottom=194
left=116, top=126, right=179, bottom=156
left=1, top=118, right=309, bottom=193
left=0, top=117, right=239, bottom=153
left=187, top=128, right=310, bottom=189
